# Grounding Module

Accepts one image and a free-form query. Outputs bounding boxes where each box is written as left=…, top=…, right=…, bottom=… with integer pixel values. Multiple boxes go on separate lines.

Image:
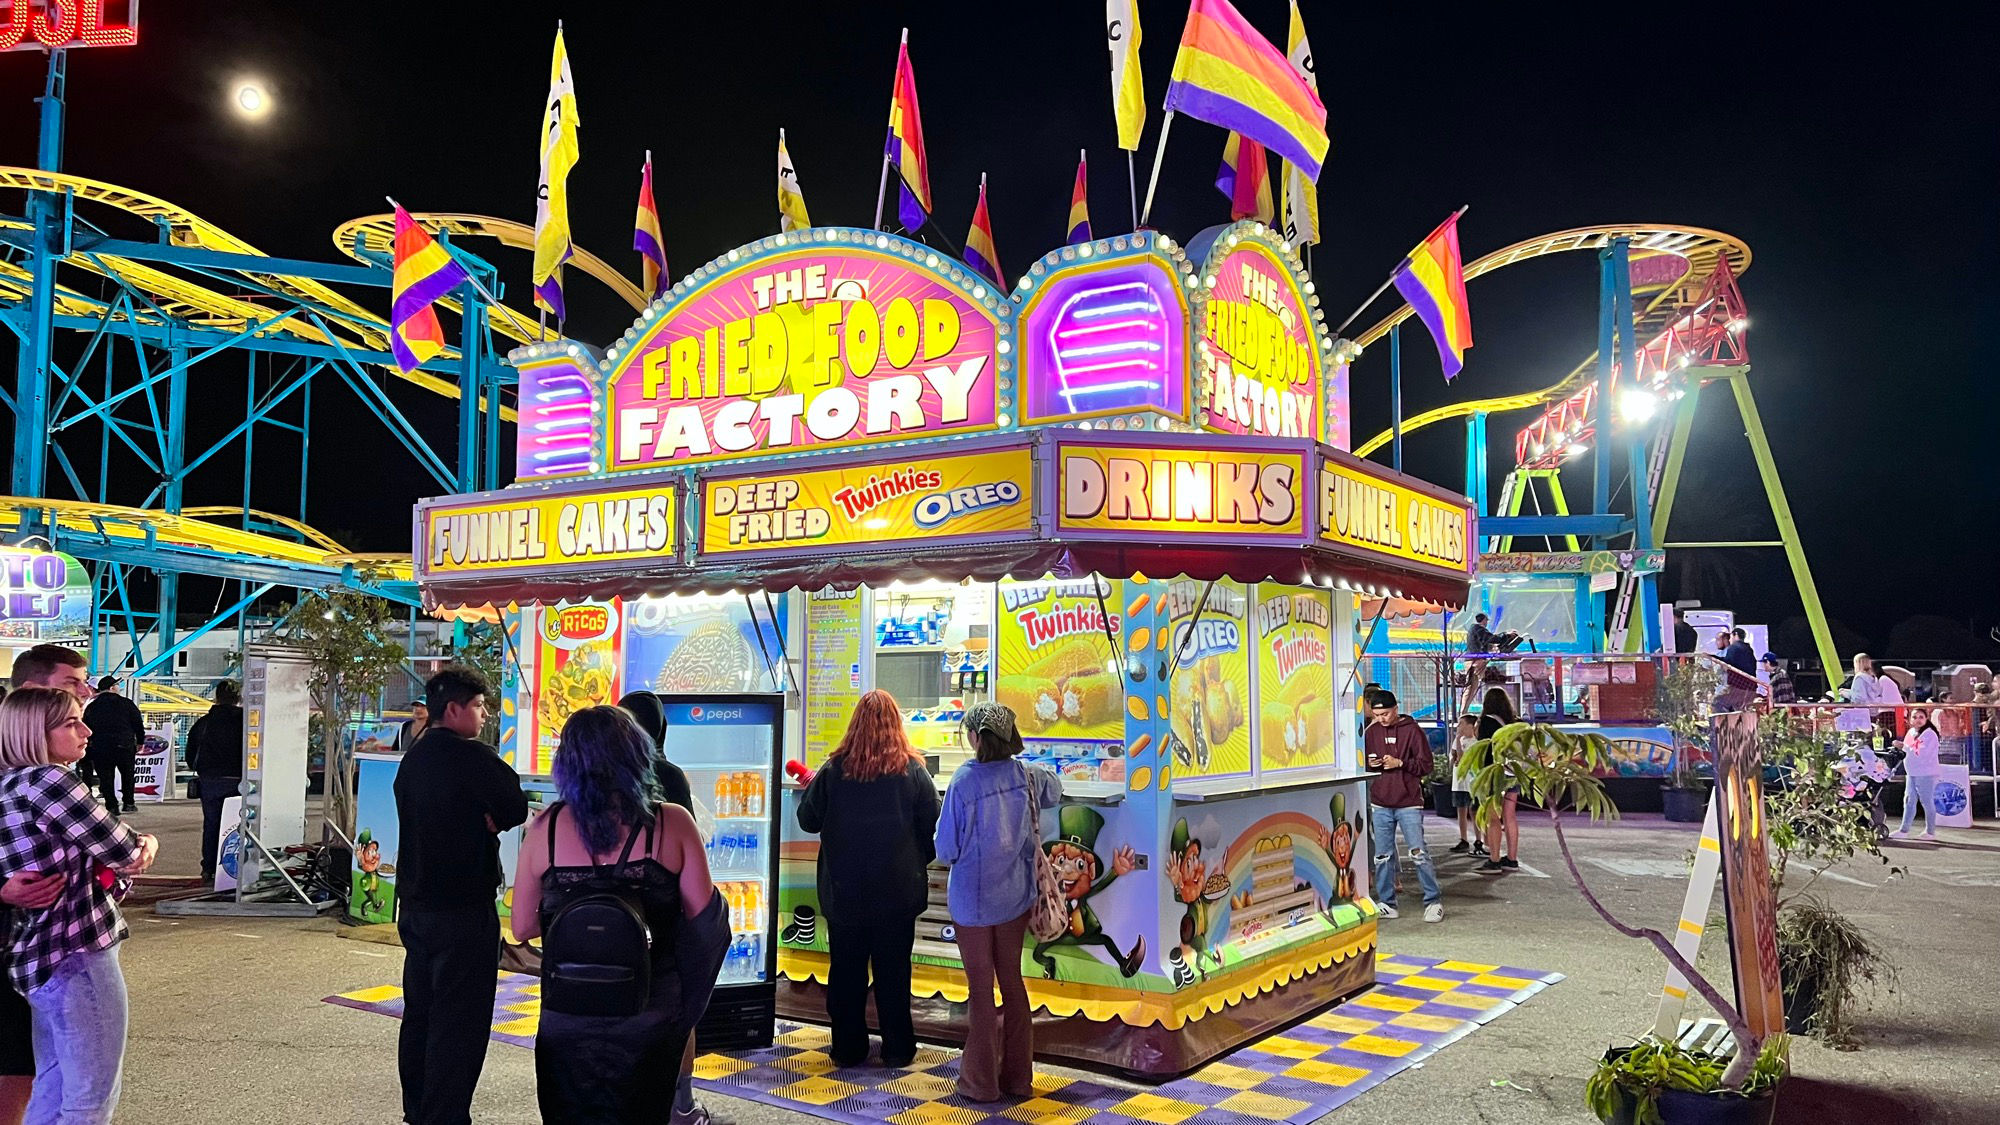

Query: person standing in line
left=511, top=706, right=729, bottom=1124
left=934, top=701, right=1059, bottom=1101
left=1475, top=688, right=1523, bottom=875
left=0, top=686, right=159, bottom=1124
left=1761, top=654, right=1797, bottom=705
left=796, top=690, right=938, bottom=1069
left=82, top=677, right=145, bottom=815
left=1672, top=607, right=1698, bottom=655
left=1874, top=665, right=1906, bottom=742
left=185, top=680, right=245, bottom=884
left=1891, top=708, right=1944, bottom=840
left=393, top=668, right=529, bottom=1125
left=396, top=701, right=431, bottom=752
left=3, top=643, right=98, bottom=1122
left=1447, top=713, right=1486, bottom=857
left=1366, top=692, right=1441, bottom=922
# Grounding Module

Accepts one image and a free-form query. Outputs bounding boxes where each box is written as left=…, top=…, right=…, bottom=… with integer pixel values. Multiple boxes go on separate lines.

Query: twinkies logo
left=911, top=480, right=1023, bottom=529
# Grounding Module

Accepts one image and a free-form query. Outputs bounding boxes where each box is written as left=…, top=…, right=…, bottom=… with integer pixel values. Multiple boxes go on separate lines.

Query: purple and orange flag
left=1166, top=0, right=1328, bottom=181
left=389, top=204, right=470, bottom=375
left=1067, top=152, right=1091, bottom=244
left=964, top=175, right=1004, bottom=289
left=633, top=152, right=668, bottom=299
left=1392, top=212, right=1474, bottom=379
left=886, top=36, right=932, bottom=233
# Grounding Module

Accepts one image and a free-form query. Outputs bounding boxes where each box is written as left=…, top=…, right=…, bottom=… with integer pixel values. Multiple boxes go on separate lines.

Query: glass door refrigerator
left=659, top=694, right=783, bottom=1050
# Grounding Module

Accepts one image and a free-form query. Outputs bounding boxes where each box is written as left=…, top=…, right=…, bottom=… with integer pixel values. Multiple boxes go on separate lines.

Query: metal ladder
left=1606, top=413, right=1678, bottom=650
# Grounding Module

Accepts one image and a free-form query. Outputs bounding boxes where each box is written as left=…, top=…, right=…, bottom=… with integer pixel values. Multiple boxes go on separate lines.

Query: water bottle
left=744, top=933, right=762, bottom=977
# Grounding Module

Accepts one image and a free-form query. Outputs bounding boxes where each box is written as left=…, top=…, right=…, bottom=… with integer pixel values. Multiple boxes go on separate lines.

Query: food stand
left=404, top=221, right=1475, bottom=1074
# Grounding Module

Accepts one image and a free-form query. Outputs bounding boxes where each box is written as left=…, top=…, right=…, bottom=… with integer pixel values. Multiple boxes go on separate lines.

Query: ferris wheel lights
left=1618, top=388, right=1659, bottom=425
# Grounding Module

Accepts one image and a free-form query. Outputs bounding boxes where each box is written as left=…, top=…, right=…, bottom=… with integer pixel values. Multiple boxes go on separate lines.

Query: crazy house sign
left=607, top=239, right=1005, bottom=469
left=0, top=549, right=92, bottom=643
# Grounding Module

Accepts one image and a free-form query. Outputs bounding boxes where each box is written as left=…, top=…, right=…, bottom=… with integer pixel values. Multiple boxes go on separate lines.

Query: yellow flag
left=778, top=129, right=812, bottom=232
left=1280, top=1, right=1319, bottom=248
left=533, top=25, right=580, bottom=317
left=1107, top=0, right=1145, bottom=151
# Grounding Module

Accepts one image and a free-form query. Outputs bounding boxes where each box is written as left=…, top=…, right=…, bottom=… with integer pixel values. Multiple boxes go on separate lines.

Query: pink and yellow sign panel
left=698, top=445, right=1034, bottom=557
left=608, top=247, right=1002, bottom=469
left=1055, top=440, right=1308, bottom=541
left=1199, top=240, right=1321, bottom=441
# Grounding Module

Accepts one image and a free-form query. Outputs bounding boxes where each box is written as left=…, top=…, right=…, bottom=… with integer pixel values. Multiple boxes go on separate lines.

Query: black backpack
left=541, top=803, right=657, bottom=1018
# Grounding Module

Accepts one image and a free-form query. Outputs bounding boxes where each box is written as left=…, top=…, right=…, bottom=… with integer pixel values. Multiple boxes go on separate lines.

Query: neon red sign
left=1, top=1, right=138, bottom=52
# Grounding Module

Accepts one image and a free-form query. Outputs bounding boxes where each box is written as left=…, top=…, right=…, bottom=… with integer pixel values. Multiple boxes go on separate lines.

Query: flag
left=533, top=24, right=580, bottom=319
left=1215, top=132, right=1273, bottom=222
left=778, top=128, right=812, bottom=232
left=389, top=205, right=471, bottom=375
left=1107, top=0, right=1145, bottom=151
left=1165, top=0, right=1328, bottom=180
left=964, top=175, right=1004, bottom=288
left=633, top=152, right=667, bottom=299
left=1067, top=152, right=1091, bottom=244
left=1278, top=0, right=1319, bottom=248
left=886, top=38, right=932, bottom=233
left=1391, top=212, right=1474, bottom=379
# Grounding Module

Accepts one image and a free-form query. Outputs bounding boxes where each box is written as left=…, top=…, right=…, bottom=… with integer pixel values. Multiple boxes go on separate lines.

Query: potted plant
left=1430, top=735, right=1459, bottom=817
left=1758, top=710, right=1898, bottom=1045
left=1463, top=722, right=1787, bottom=1122
left=1656, top=662, right=1719, bottom=822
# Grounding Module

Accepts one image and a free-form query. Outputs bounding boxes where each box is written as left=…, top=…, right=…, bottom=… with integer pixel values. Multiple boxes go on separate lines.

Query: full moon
left=233, top=82, right=270, bottom=118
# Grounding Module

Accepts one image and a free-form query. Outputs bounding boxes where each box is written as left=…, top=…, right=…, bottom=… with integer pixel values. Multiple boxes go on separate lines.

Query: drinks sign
left=0, top=548, right=92, bottom=643
left=609, top=240, right=1002, bottom=469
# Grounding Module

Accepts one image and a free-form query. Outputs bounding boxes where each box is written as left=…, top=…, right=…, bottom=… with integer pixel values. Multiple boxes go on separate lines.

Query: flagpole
left=1138, top=111, right=1175, bottom=227
left=1390, top=324, right=1404, bottom=473
left=1126, top=150, right=1139, bottom=231
left=873, top=28, right=908, bottom=232
left=1335, top=203, right=1469, bottom=335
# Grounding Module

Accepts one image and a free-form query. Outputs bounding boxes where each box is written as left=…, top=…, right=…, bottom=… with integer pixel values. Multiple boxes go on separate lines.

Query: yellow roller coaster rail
left=1352, top=225, right=1751, bottom=458
left=0, top=496, right=412, bottom=583
left=331, top=212, right=648, bottom=316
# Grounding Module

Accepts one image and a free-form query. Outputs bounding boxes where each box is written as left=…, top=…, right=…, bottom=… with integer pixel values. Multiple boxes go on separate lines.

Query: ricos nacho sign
left=1199, top=239, right=1320, bottom=441
left=419, top=482, right=679, bottom=578
left=698, top=445, right=1034, bottom=557
left=609, top=243, right=1002, bottom=469
left=1315, top=456, right=1470, bottom=573
left=1056, top=439, right=1306, bottom=541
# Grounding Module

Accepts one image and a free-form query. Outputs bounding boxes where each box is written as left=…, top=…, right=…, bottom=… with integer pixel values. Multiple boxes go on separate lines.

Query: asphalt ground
left=105, top=797, right=1999, bottom=1123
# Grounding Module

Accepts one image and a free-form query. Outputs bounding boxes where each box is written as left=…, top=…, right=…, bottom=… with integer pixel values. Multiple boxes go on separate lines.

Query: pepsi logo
left=690, top=706, right=705, bottom=720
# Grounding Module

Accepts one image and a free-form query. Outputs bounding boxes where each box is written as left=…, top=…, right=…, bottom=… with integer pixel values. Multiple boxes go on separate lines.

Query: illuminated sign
left=608, top=240, right=1002, bottom=469
left=0, top=548, right=91, bottom=641
left=417, top=482, right=679, bottom=578
left=515, top=355, right=596, bottom=479
left=1198, top=237, right=1320, bottom=440
left=1018, top=257, right=1188, bottom=423
left=1315, top=454, right=1471, bottom=573
left=698, top=444, right=1033, bottom=556
left=1479, top=549, right=1664, bottom=576
left=1056, top=438, right=1307, bottom=540
left=1, top=1, right=137, bottom=51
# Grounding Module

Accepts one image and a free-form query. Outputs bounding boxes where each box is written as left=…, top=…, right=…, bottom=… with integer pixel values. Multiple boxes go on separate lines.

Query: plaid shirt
left=0, top=765, right=143, bottom=994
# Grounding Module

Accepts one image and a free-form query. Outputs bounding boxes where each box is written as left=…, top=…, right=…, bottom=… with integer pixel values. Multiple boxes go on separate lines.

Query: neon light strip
left=1057, top=357, right=1157, bottom=376
left=1057, top=341, right=1164, bottom=358
left=1065, top=379, right=1162, bottom=396
left=1057, top=319, right=1156, bottom=338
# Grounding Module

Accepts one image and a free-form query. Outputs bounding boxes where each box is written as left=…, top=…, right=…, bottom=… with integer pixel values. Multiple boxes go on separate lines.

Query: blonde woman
left=0, top=686, right=158, bottom=1124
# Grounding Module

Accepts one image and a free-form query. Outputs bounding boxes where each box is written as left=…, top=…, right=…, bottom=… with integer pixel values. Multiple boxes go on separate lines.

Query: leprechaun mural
left=1034, top=804, right=1145, bottom=979
left=1166, top=817, right=1227, bottom=978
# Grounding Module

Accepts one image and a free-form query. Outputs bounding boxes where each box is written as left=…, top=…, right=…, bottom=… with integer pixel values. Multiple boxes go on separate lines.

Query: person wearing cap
left=1761, top=654, right=1796, bottom=705
left=933, top=702, right=1060, bottom=1102
left=81, top=676, right=145, bottom=814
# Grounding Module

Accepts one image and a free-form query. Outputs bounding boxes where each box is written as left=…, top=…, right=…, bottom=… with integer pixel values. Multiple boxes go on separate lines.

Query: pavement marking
left=1908, top=867, right=2000, bottom=887
left=347, top=949, right=390, bottom=958
left=1510, top=861, right=1551, bottom=879
left=229, top=932, right=265, bottom=940
left=1583, top=857, right=1690, bottom=879
left=1797, top=864, right=1874, bottom=887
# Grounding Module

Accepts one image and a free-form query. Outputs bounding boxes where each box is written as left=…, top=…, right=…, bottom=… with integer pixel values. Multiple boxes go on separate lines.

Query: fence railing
left=1357, top=651, right=1764, bottom=728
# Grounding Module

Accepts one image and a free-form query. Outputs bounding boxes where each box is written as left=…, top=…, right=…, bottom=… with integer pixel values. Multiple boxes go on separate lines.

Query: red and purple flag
left=633, top=152, right=668, bottom=299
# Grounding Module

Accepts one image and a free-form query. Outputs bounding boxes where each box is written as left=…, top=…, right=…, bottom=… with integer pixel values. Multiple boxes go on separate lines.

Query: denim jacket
left=933, top=760, right=1061, bottom=928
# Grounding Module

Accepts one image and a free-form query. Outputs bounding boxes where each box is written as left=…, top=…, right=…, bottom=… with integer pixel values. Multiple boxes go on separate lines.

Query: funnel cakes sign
left=607, top=236, right=1004, bottom=469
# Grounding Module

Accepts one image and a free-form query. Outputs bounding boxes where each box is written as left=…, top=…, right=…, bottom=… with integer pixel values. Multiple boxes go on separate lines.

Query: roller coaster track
left=1351, top=225, right=1751, bottom=459
left=331, top=212, right=648, bottom=316
left=0, top=495, right=413, bottom=584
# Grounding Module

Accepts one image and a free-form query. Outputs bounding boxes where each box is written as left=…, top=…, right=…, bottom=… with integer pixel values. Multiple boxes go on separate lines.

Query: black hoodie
left=616, top=691, right=694, bottom=815
left=187, top=702, right=245, bottom=780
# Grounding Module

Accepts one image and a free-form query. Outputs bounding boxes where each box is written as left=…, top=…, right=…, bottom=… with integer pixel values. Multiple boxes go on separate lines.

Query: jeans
left=398, top=906, right=501, bottom=1125
left=199, top=779, right=240, bottom=879
left=825, top=914, right=918, bottom=1066
left=1900, top=774, right=1939, bottom=835
left=24, top=945, right=128, bottom=1125
left=955, top=912, right=1034, bottom=1101
left=1371, top=804, right=1440, bottom=908
left=94, top=752, right=135, bottom=810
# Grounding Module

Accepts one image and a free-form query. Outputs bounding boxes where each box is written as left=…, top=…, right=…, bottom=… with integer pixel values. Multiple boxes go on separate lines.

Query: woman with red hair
left=795, top=690, right=939, bottom=1067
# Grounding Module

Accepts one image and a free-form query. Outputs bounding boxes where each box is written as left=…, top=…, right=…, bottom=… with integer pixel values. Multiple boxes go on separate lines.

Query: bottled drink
left=743, top=881, right=761, bottom=927
left=743, top=933, right=762, bottom=975
left=746, top=771, right=765, bottom=817
left=717, top=773, right=737, bottom=817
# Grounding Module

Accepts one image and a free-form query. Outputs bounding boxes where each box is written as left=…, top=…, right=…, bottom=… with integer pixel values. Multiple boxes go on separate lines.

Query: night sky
left=4, top=3, right=1994, bottom=662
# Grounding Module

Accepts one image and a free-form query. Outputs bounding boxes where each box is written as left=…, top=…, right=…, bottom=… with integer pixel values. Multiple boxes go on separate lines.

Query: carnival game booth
left=408, top=222, right=1474, bottom=1075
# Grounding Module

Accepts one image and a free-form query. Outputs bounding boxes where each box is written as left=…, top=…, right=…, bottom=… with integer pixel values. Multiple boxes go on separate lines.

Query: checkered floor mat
left=325, top=953, right=1562, bottom=1124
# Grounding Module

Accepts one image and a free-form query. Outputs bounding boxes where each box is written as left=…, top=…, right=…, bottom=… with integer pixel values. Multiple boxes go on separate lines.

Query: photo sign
left=0, top=548, right=93, bottom=643
left=608, top=239, right=1002, bottom=469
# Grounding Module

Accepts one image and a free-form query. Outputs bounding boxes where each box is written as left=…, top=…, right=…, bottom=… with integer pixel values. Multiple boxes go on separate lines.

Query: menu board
left=1254, top=584, right=1335, bottom=771
left=804, top=590, right=865, bottom=767
left=532, top=600, right=625, bottom=774
left=1163, top=578, right=1251, bottom=777
left=995, top=578, right=1125, bottom=742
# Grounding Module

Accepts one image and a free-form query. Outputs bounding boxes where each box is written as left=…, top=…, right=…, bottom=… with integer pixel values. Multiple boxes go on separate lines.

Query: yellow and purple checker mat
left=325, top=952, right=1561, bottom=1124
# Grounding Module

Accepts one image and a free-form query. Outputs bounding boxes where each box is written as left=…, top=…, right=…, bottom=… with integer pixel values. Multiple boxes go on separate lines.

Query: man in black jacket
left=186, top=680, right=246, bottom=881
left=393, top=667, right=528, bottom=1125
left=83, top=675, right=146, bottom=813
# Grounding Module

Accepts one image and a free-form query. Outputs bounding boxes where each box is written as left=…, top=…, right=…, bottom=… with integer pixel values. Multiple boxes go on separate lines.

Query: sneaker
left=122, top=801, right=137, bottom=813
left=671, top=1101, right=713, bottom=1125
left=1499, top=857, right=1519, bottom=871
left=1475, top=859, right=1505, bottom=875
left=1448, top=841, right=1470, bottom=854
left=1377, top=903, right=1399, bottom=919
left=1889, top=830, right=1909, bottom=840
left=1920, top=832, right=1938, bottom=841
left=1471, top=842, right=1490, bottom=858
left=1423, top=903, right=1444, bottom=923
